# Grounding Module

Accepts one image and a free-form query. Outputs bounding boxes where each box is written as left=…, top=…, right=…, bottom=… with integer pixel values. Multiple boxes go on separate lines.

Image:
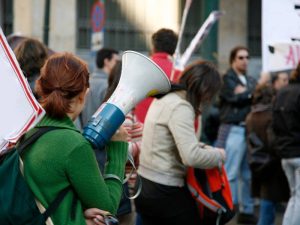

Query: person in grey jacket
left=135, top=60, right=226, bottom=225
left=79, top=48, right=119, bottom=128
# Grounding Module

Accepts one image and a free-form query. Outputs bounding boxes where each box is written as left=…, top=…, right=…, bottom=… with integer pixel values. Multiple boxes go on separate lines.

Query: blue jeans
left=135, top=213, right=143, bottom=225
left=282, top=158, right=300, bottom=225
left=224, top=125, right=254, bottom=214
left=257, top=199, right=275, bottom=225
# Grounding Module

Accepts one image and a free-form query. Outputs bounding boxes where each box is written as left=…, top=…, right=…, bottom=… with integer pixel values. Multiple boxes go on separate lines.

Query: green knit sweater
left=21, top=115, right=128, bottom=225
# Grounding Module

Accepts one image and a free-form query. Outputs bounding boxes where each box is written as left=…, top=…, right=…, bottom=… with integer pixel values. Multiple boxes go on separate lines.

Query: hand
left=234, top=85, right=246, bottom=94
left=111, top=125, right=128, bottom=142
left=84, top=208, right=108, bottom=225
left=215, top=147, right=226, bottom=163
left=258, top=72, right=270, bottom=85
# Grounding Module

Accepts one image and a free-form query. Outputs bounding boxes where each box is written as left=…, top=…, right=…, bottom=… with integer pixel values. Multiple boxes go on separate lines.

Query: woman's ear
left=78, top=88, right=89, bottom=103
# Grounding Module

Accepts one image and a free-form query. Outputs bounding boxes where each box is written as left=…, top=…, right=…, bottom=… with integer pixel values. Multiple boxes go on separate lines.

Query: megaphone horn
left=83, top=50, right=171, bottom=149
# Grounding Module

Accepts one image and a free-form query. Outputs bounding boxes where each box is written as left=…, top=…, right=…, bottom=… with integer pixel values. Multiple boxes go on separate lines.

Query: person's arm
left=66, top=140, right=128, bottom=215
left=84, top=208, right=107, bottom=225
left=168, top=102, right=225, bottom=169
left=220, top=75, right=252, bottom=106
left=124, top=112, right=143, bottom=164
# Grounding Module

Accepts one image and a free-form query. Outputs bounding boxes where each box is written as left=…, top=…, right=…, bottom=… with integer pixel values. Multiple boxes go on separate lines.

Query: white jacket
left=138, top=91, right=223, bottom=187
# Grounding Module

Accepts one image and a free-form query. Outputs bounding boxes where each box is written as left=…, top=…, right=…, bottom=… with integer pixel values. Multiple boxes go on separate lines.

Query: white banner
left=262, top=0, right=300, bottom=72
left=175, top=11, right=224, bottom=71
left=0, top=28, right=44, bottom=151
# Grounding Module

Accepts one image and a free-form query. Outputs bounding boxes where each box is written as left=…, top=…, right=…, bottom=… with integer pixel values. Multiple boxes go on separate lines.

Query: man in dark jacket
left=216, top=46, right=257, bottom=224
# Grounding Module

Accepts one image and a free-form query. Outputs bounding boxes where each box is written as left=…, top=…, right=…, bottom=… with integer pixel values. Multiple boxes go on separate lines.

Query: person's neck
left=67, top=112, right=76, bottom=121
left=232, top=67, right=246, bottom=76
left=102, top=67, right=110, bottom=75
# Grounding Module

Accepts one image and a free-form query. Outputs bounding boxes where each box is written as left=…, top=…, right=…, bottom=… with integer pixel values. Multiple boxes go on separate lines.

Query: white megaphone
left=83, top=50, right=171, bottom=149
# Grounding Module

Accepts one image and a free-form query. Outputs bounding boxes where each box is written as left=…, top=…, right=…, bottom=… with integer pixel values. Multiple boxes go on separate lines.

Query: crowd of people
left=5, top=26, right=300, bottom=225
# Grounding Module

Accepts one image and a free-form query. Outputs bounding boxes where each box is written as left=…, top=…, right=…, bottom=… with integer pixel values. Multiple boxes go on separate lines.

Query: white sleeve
left=168, top=102, right=222, bottom=169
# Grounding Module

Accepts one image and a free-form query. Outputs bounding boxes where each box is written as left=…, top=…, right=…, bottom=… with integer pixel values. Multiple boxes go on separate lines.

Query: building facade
left=0, top=0, right=261, bottom=76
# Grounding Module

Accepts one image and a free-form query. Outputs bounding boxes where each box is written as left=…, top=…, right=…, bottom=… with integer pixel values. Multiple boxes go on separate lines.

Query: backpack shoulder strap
left=17, top=127, right=59, bottom=155
left=17, top=126, right=73, bottom=221
left=42, top=186, right=71, bottom=220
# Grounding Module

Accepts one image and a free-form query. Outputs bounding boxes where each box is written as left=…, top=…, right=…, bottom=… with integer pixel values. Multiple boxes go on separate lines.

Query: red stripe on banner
left=22, top=116, right=36, bottom=134
left=9, top=115, right=36, bottom=142
left=0, top=34, right=39, bottom=111
left=0, top=31, right=43, bottom=142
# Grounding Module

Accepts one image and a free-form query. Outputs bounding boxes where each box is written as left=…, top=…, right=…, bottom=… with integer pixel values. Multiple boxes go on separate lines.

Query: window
left=104, top=0, right=149, bottom=51
left=248, top=0, right=261, bottom=56
left=76, top=0, right=94, bottom=49
left=179, top=0, right=203, bottom=54
left=76, top=0, right=149, bottom=51
left=0, top=0, right=13, bottom=35
left=76, top=0, right=205, bottom=53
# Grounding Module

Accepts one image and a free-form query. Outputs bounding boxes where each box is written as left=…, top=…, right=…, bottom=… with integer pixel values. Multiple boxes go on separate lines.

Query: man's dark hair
left=151, top=28, right=178, bottom=55
left=291, top=62, right=300, bottom=82
left=229, top=46, right=249, bottom=65
left=96, top=48, right=118, bottom=69
left=270, top=70, right=290, bottom=84
left=14, top=38, right=48, bottom=77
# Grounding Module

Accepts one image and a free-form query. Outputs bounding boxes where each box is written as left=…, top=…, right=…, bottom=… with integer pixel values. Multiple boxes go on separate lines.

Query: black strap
left=17, top=127, right=59, bottom=155
left=16, top=126, right=72, bottom=220
left=153, top=83, right=186, bottom=99
left=42, top=187, right=71, bottom=220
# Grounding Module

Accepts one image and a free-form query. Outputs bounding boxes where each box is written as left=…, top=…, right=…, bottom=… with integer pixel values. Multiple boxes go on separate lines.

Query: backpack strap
left=123, top=151, right=142, bottom=199
left=17, top=127, right=59, bottom=155
left=42, top=187, right=71, bottom=220
left=17, top=126, right=73, bottom=221
left=103, top=150, right=142, bottom=200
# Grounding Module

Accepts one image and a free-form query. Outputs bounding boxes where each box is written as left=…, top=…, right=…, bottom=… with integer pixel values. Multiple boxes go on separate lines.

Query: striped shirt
left=123, top=110, right=143, bottom=193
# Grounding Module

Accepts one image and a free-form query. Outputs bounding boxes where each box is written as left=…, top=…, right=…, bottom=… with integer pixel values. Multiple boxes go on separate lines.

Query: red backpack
left=189, top=115, right=235, bottom=224
left=187, top=166, right=235, bottom=225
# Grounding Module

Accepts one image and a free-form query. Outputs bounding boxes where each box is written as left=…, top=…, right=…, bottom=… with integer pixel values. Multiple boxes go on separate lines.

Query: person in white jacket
left=135, top=60, right=226, bottom=225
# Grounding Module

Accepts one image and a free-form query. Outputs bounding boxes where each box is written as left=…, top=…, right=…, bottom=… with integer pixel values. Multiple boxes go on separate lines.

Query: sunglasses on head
left=237, top=56, right=249, bottom=60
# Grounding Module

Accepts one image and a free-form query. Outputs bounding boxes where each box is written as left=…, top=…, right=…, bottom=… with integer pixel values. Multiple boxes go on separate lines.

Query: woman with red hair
left=21, top=52, right=128, bottom=224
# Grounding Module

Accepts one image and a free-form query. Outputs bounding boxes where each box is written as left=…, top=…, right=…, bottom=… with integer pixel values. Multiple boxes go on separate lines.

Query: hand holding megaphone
left=83, top=51, right=171, bottom=149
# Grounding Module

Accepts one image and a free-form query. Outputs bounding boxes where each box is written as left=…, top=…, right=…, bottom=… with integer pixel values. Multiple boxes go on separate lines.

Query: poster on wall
left=262, top=0, right=300, bottom=72
left=0, top=28, right=45, bottom=151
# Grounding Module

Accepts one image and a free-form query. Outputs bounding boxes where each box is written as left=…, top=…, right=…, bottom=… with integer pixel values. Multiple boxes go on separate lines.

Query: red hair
left=35, top=52, right=89, bottom=119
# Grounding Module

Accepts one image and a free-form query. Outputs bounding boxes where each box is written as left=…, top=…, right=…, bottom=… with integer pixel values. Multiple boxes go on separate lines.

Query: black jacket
left=219, top=68, right=257, bottom=124
left=273, top=82, right=300, bottom=158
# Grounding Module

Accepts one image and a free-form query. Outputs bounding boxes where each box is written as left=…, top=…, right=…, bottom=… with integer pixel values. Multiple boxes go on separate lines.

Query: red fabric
left=151, top=52, right=174, bottom=78
left=194, top=117, right=199, bottom=133
left=206, top=167, right=234, bottom=209
left=135, top=52, right=180, bottom=123
left=172, top=69, right=182, bottom=83
left=187, top=117, right=234, bottom=213
left=187, top=168, right=222, bottom=210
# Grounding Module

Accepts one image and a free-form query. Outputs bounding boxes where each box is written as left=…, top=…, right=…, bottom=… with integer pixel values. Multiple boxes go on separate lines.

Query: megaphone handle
left=83, top=103, right=125, bottom=149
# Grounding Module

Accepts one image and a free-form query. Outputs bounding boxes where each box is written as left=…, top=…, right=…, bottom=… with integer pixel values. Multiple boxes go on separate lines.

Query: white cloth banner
left=262, top=0, right=300, bottom=72
left=175, top=10, right=224, bottom=71
left=0, top=28, right=44, bottom=151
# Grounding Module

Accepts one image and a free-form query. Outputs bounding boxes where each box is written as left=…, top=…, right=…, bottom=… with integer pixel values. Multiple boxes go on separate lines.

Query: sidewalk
left=227, top=205, right=284, bottom=225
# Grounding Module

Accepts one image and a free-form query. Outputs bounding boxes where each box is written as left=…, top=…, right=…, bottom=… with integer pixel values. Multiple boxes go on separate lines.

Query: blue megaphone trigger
left=83, top=103, right=125, bottom=150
